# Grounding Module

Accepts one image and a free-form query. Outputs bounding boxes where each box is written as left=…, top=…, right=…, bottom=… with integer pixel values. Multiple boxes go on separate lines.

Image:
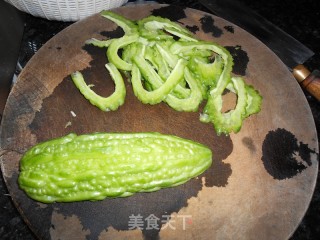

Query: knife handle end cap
left=293, top=64, right=311, bottom=83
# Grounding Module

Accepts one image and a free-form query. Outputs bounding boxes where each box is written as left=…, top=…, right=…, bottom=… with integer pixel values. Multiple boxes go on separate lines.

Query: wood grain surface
left=0, top=4, right=318, bottom=240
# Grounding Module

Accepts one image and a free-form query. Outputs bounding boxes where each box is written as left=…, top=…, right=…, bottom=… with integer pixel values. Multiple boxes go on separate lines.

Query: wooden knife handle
left=293, top=64, right=320, bottom=101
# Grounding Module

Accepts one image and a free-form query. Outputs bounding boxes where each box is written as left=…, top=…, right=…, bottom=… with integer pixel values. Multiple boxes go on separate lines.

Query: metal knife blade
left=198, top=0, right=320, bottom=100
left=198, top=0, right=314, bottom=69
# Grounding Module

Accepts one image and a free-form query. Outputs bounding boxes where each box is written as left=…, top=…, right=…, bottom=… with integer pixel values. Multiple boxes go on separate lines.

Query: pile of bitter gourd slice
left=71, top=11, right=262, bottom=135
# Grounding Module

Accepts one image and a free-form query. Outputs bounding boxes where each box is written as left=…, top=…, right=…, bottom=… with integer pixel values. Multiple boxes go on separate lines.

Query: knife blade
left=198, top=0, right=320, bottom=101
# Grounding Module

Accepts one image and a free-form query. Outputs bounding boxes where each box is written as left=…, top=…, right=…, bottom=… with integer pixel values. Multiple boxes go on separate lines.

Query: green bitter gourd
left=18, top=132, right=212, bottom=203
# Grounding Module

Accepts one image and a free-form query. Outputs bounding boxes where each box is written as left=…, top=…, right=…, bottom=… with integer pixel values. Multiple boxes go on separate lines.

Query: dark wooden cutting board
left=0, top=4, right=318, bottom=240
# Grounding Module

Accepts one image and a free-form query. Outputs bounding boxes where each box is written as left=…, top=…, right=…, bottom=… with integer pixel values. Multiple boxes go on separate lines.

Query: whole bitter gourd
left=18, top=132, right=212, bottom=203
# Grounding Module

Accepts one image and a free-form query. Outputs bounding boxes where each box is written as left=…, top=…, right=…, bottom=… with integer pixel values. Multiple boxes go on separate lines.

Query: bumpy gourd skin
left=18, top=132, right=212, bottom=203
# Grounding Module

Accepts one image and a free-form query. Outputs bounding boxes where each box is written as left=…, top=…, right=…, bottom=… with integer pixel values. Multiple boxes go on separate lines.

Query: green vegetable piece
left=106, top=34, right=139, bottom=71
left=133, top=50, right=190, bottom=99
left=71, top=63, right=126, bottom=111
left=132, top=58, right=186, bottom=104
left=166, top=67, right=203, bottom=112
left=121, top=41, right=145, bottom=65
left=170, top=41, right=233, bottom=96
left=164, top=26, right=198, bottom=42
left=144, top=44, right=172, bottom=80
left=101, top=10, right=138, bottom=35
left=137, top=15, right=196, bottom=42
left=178, top=48, right=213, bottom=58
left=200, top=77, right=248, bottom=135
left=18, top=132, right=212, bottom=203
left=138, top=15, right=191, bottom=35
left=85, top=38, right=113, bottom=48
left=139, top=29, right=173, bottom=41
left=155, top=43, right=179, bottom=69
left=244, top=84, right=263, bottom=118
left=188, top=55, right=223, bottom=90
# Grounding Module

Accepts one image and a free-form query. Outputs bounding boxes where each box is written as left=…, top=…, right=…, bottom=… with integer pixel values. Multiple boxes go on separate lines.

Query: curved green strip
left=71, top=63, right=126, bottom=111
left=107, top=34, right=139, bottom=71
left=132, top=58, right=186, bottom=104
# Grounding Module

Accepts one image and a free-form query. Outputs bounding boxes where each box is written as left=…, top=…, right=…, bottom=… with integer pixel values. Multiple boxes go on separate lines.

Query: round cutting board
left=0, top=4, right=318, bottom=240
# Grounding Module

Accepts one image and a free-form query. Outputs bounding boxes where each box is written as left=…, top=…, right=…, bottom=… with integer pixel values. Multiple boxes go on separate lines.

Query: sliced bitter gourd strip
left=18, top=132, right=212, bottom=203
left=101, top=10, right=138, bottom=35
left=106, top=34, right=139, bottom=71
left=85, top=38, right=114, bottom=48
left=165, top=67, right=203, bottom=112
left=170, top=41, right=234, bottom=97
left=131, top=58, right=186, bottom=104
left=164, top=26, right=198, bottom=42
left=155, top=43, right=179, bottom=70
left=244, top=84, right=263, bottom=118
left=138, top=15, right=192, bottom=36
left=133, top=52, right=191, bottom=99
left=71, top=63, right=126, bottom=111
left=200, top=77, right=248, bottom=135
left=188, top=55, right=223, bottom=91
